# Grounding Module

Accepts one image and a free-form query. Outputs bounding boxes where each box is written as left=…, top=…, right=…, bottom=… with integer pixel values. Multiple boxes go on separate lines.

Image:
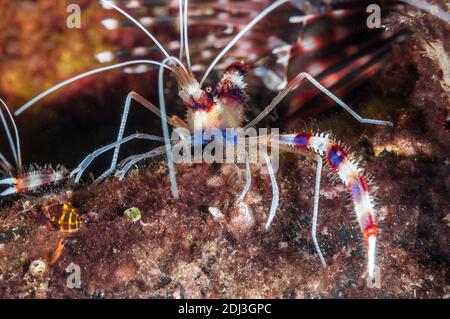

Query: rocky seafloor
left=0, top=2, right=449, bottom=299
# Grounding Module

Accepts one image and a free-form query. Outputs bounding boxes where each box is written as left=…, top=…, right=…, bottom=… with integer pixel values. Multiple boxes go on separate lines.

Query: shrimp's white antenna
left=179, top=0, right=185, bottom=62
left=100, top=0, right=171, bottom=58
left=100, top=1, right=188, bottom=70
left=183, top=0, right=192, bottom=71
left=200, top=0, right=289, bottom=86
left=178, top=0, right=191, bottom=70
left=0, top=97, right=21, bottom=170
left=15, top=60, right=171, bottom=116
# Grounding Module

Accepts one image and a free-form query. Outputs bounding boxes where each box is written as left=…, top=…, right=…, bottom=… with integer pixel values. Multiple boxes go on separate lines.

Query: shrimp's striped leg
left=95, top=91, right=187, bottom=184
left=273, top=132, right=379, bottom=277
left=70, top=133, right=165, bottom=183
left=245, top=71, right=393, bottom=130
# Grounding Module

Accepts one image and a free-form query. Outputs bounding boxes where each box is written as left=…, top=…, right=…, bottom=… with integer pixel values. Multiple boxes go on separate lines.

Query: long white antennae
left=15, top=60, right=171, bottom=116
left=100, top=0, right=171, bottom=58
left=179, top=0, right=185, bottom=62
left=184, top=0, right=192, bottom=71
left=100, top=1, right=188, bottom=72
left=0, top=97, right=21, bottom=170
left=200, top=0, right=288, bottom=86
left=159, top=57, right=179, bottom=199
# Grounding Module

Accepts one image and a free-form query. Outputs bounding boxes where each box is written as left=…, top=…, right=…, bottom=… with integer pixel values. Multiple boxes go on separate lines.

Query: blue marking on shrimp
left=293, top=132, right=312, bottom=149
left=327, top=144, right=347, bottom=169
left=350, top=181, right=363, bottom=202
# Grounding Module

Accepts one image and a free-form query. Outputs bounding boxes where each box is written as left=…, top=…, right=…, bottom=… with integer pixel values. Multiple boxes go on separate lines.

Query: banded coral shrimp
left=10, top=0, right=449, bottom=281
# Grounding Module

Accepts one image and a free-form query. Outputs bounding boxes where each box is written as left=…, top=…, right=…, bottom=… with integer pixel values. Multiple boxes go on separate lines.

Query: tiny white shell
left=208, top=207, right=224, bottom=219
left=29, top=259, right=48, bottom=277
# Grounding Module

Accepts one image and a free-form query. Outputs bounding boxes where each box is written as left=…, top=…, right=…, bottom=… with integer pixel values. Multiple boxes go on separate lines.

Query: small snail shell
left=29, top=259, right=48, bottom=277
